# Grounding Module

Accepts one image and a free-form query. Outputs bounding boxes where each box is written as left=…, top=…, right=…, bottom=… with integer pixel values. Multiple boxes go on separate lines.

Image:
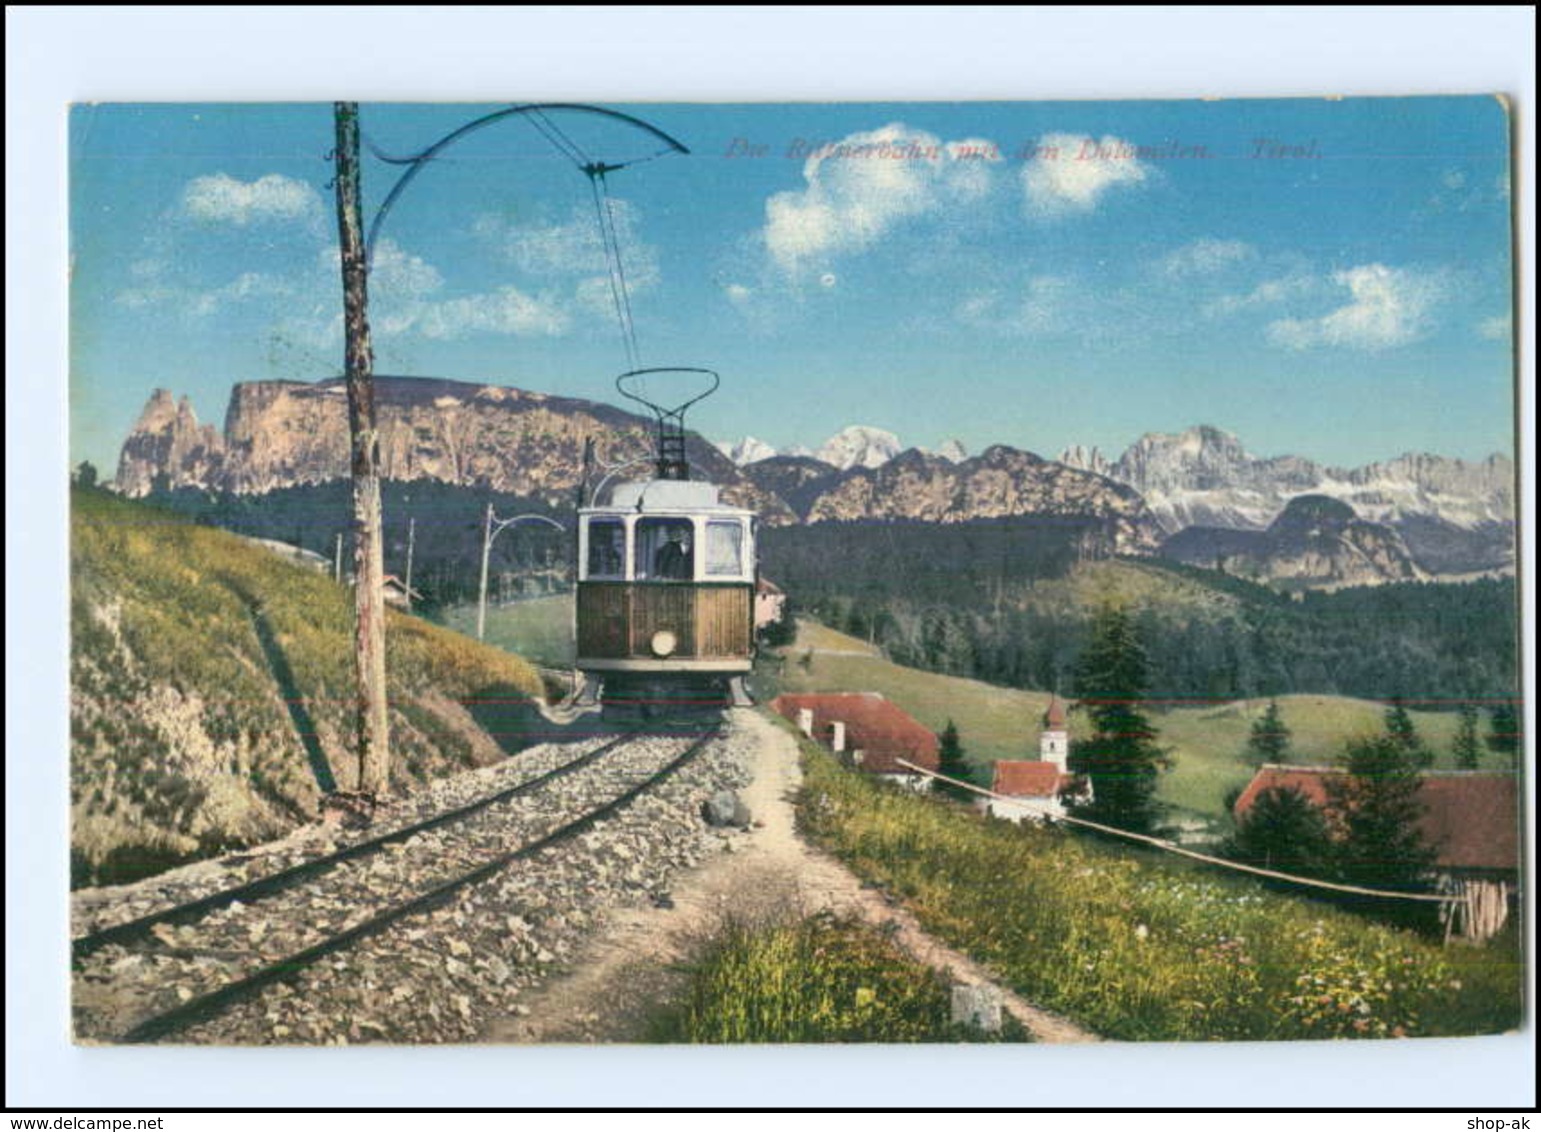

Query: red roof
left=1233, top=766, right=1518, bottom=872
left=992, top=760, right=1076, bottom=798
left=772, top=693, right=939, bottom=775
left=756, top=577, right=784, bottom=594
left=1043, top=695, right=1067, bottom=730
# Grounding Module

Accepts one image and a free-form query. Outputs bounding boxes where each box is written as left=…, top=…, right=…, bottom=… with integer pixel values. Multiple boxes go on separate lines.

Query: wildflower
left=1135, top=924, right=1149, bottom=942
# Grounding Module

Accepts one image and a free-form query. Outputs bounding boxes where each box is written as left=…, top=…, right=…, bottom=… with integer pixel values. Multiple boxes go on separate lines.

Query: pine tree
left=1325, top=734, right=1436, bottom=892
left=935, top=720, right=974, bottom=802
left=1069, top=605, right=1169, bottom=834
left=1453, top=702, right=1482, bottom=770
left=1246, top=699, right=1292, bottom=765
left=1383, top=697, right=1430, bottom=768
left=1226, top=785, right=1333, bottom=876
left=1486, top=702, right=1520, bottom=766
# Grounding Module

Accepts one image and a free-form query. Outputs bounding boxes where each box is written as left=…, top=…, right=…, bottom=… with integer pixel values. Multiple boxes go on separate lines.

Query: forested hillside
left=761, top=522, right=1518, bottom=704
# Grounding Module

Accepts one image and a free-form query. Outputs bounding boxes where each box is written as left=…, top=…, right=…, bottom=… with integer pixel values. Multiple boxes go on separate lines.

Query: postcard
left=67, top=96, right=1521, bottom=1052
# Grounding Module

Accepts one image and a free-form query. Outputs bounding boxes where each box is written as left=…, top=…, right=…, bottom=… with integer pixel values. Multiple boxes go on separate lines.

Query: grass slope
left=796, top=740, right=1521, bottom=1041
left=436, top=594, right=575, bottom=670
left=776, top=619, right=1490, bottom=826
left=71, top=488, right=543, bottom=888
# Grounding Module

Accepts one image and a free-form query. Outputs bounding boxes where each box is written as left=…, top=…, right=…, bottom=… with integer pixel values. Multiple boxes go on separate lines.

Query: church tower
left=1040, top=695, right=1068, bottom=772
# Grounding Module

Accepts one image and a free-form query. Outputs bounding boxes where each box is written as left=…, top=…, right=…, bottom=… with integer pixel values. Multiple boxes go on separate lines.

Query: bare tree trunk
left=404, top=515, right=415, bottom=613
left=333, top=101, right=390, bottom=797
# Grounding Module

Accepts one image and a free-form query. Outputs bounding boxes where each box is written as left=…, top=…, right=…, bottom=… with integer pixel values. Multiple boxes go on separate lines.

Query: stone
left=702, top=790, right=744, bottom=827
left=951, top=984, right=1002, bottom=1033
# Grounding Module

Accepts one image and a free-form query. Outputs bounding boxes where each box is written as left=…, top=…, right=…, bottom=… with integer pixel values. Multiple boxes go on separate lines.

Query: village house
left=1233, top=765, right=1520, bottom=941
left=772, top=692, right=939, bottom=790
left=754, top=576, right=786, bottom=630
left=382, top=574, right=423, bottom=609
left=979, top=695, right=1091, bottom=822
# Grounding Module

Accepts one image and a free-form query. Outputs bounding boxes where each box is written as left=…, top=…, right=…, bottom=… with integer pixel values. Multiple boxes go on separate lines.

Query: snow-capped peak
left=935, top=438, right=968, bottom=463
left=815, top=425, right=904, bottom=470
left=714, top=436, right=779, bottom=466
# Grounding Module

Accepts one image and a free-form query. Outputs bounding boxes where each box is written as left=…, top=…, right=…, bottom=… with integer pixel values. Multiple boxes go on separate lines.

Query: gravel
left=71, top=716, right=756, bottom=1045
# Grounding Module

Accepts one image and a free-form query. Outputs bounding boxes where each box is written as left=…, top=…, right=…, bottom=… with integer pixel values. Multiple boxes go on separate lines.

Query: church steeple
left=1040, top=695, right=1068, bottom=772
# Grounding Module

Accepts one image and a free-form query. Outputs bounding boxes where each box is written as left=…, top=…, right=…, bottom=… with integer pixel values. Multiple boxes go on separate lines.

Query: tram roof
left=584, top=478, right=753, bottom=515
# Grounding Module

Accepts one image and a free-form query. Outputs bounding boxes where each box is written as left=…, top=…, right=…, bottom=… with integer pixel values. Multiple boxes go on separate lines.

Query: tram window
left=636, top=517, right=693, bottom=581
left=586, top=520, right=625, bottom=579
left=704, top=520, right=744, bottom=577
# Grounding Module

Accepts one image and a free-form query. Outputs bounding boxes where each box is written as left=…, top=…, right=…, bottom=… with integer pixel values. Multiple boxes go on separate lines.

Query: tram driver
left=652, top=523, right=693, bottom=581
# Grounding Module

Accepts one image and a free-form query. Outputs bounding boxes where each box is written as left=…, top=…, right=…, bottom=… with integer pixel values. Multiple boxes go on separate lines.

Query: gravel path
left=486, top=710, right=1100, bottom=1043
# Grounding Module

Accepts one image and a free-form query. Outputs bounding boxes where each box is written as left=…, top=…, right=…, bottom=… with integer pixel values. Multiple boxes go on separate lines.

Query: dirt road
left=484, top=710, right=1098, bottom=1043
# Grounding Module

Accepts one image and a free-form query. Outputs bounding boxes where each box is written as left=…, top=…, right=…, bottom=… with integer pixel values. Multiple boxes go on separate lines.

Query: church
left=978, top=696, right=1092, bottom=822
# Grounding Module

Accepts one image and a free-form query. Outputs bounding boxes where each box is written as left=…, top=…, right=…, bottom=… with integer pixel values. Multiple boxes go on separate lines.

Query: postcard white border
left=8, top=4, right=1535, bottom=1111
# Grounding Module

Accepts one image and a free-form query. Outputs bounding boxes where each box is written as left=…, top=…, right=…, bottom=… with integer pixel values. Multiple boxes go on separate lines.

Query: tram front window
left=705, top=520, right=744, bottom=577
left=586, top=520, right=625, bottom=579
left=637, top=518, right=694, bottom=581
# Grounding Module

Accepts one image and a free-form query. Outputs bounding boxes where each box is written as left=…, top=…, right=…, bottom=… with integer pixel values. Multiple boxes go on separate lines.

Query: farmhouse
left=1233, top=766, right=1519, bottom=940
left=754, top=576, right=786, bottom=629
left=382, top=574, right=423, bottom=609
left=772, top=692, right=939, bottom=790
left=980, top=695, right=1091, bottom=822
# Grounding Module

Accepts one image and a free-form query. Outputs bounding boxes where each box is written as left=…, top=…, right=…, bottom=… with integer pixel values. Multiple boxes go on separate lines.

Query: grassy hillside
left=796, top=739, right=1520, bottom=1040
left=775, top=618, right=1494, bottom=827
left=70, top=488, right=543, bottom=888
left=436, top=594, right=575, bottom=670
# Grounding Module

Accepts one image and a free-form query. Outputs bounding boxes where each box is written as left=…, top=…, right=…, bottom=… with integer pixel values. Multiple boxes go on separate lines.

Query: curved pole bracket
left=363, top=103, right=689, bottom=268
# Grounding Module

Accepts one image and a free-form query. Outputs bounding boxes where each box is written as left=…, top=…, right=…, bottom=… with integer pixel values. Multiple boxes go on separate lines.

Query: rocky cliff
left=796, top=446, right=1163, bottom=553
left=114, top=390, right=228, bottom=497
left=1161, top=494, right=1425, bottom=589
left=115, top=377, right=793, bottom=521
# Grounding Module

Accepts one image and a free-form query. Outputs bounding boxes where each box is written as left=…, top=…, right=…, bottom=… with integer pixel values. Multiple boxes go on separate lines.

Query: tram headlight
left=650, top=630, right=678, bottom=658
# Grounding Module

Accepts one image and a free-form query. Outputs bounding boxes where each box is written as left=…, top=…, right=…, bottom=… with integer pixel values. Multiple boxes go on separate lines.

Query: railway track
left=72, top=726, right=724, bottom=1044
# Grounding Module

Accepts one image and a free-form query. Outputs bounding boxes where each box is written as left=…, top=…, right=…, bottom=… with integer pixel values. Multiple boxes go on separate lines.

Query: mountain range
left=1058, top=424, right=1514, bottom=576
left=113, top=379, right=1515, bottom=584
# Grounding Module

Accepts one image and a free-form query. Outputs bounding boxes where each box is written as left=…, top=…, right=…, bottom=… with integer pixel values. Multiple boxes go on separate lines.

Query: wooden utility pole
left=333, top=102, right=390, bottom=797
left=404, top=515, right=416, bottom=613
left=477, top=500, right=494, bottom=642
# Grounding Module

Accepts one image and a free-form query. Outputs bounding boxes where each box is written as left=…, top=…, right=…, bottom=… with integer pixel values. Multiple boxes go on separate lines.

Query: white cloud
left=417, top=286, right=570, bottom=339
left=762, top=122, right=1001, bottom=275
left=956, top=276, right=1073, bottom=336
left=1203, top=270, right=1319, bottom=317
left=476, top=201, right=660, bottom=310
left=181, top=173, right=322, bottom=226
left=1267, top=264, right=1443, bottom=351
left=1158, top=238, right=1253, bottom=279
left=1478, top=314, right=1512, bottom=341
left=188, top=271, right=294, bottom=316
left=1021, top=134, right=1149, bottom=218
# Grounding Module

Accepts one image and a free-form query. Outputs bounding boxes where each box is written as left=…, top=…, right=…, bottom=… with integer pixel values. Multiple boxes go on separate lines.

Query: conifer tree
left=1383, top=697, right=1431, bottom=768
left=1325, top=734, right=1435, bottom=892
left=935, top=720, right=975, bottom=802
left=1453, top=702, right=1482, bottom=770
left=1069, top=605, right=1169, bottom=834
left=1226, top=785, right=1332, bottom=876
left=1486, top=702, right=1520, bottom=766
left=1246, top=699, right=1293, bottom=765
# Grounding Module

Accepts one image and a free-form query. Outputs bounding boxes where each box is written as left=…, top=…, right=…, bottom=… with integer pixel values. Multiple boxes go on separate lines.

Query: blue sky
left=70, top=96, right=1516, bottom=473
